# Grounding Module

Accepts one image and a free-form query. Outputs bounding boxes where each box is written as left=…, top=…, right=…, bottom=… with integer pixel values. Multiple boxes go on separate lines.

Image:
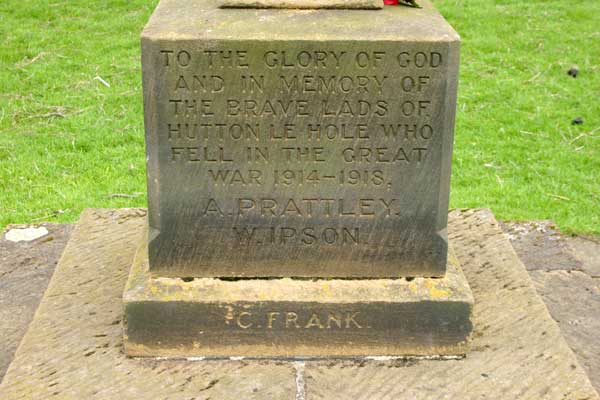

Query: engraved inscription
left=224, top=306, right=368, bottom=330
left=148, top=39, right=453, bottom=275
left=159, top=47, right=442, bottom=245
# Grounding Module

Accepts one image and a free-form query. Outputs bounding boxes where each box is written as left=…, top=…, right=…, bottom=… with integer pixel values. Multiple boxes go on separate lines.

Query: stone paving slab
left=303, top=210, right=599, bottom=399
left=0, top=223, right=73, bottom=379
left=529, top=269, right=600, bottom=392
left=567, top=235, right=600, bottom=279
left=0, top=208, right=598, bottom=399
left=501, top=220, right=600, bottom=393
left=500, top=221, right=583, bottom=272
left=0, top=210, right=296, bottom=399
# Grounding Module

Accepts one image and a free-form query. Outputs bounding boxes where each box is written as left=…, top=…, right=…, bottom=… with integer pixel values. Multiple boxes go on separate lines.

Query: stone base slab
left=124, top=233, right=473, bottom=358
left=0, top=209, right=597, bottom=399
left=218, top=0, right=383, bottom=9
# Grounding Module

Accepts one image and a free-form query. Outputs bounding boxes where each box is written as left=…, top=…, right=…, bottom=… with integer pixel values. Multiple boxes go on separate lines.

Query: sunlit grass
left=1, top=0, right=598, bottom=233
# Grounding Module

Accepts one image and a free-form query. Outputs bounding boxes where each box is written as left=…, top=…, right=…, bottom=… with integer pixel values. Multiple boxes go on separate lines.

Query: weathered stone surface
left=219, top=0, right=383, bottom=9
left=0, top=210, right=296, bottom=399
left=303, top=209, right=599, bottom=399
left=124, top=233, right=473, bottom=358
left=0, top=223, right=73, bottom=380
left=1, top=208, right=598, bottom=398
left=567, top=235, right=600, bottom=279
left=500, top=220, right=583, bottom=272
left=142, top=0, right=459, bottom=278
left=529, top=270, right=600, bottom=392
left=0, top=209, right=598, bottom=398
left=500, top=221, right=600, bottom=393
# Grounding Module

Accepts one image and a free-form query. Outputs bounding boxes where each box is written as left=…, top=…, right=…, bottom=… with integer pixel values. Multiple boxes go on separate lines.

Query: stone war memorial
left=123, top=0, right=472, bottom=357
left=1, top=0, right=599, bottom=399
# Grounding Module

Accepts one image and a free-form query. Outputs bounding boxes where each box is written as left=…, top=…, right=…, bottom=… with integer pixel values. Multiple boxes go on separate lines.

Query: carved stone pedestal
left=130, top=0, right=468, bottom=357
left=123, top=232, right=473, bottom=358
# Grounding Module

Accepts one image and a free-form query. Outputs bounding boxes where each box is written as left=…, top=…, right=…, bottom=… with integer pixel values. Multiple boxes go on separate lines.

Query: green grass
left=1, top=0, right=599, bottom=234
left=437, top=0, right=600, bottom=234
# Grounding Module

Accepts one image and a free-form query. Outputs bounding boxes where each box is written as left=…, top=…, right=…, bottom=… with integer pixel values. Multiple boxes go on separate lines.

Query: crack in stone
left=198, top=378, right=220, bottom=392
left=294, top=362, right=306, bottom=400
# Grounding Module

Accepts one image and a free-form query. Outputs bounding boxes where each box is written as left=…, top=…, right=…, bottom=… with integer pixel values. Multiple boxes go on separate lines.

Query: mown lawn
left=1, top=0, right=599, bottom=233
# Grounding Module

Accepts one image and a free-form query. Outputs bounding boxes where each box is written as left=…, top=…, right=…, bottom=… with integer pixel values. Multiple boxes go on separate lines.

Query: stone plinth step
left=0, top=209, right=597, bottom=399
left=124, top=233, right=473, bottom=358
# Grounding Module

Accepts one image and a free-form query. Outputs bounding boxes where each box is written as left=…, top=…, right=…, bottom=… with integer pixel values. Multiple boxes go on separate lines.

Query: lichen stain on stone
left=423, top=280, right=450, bottom=299
left=224, top=305, right=234, bottom=324
left=429, top=286, right=450, bottom=299
left=320, top=282, right=333, bottom=297
left=408, top=281, right=419, bottom=294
